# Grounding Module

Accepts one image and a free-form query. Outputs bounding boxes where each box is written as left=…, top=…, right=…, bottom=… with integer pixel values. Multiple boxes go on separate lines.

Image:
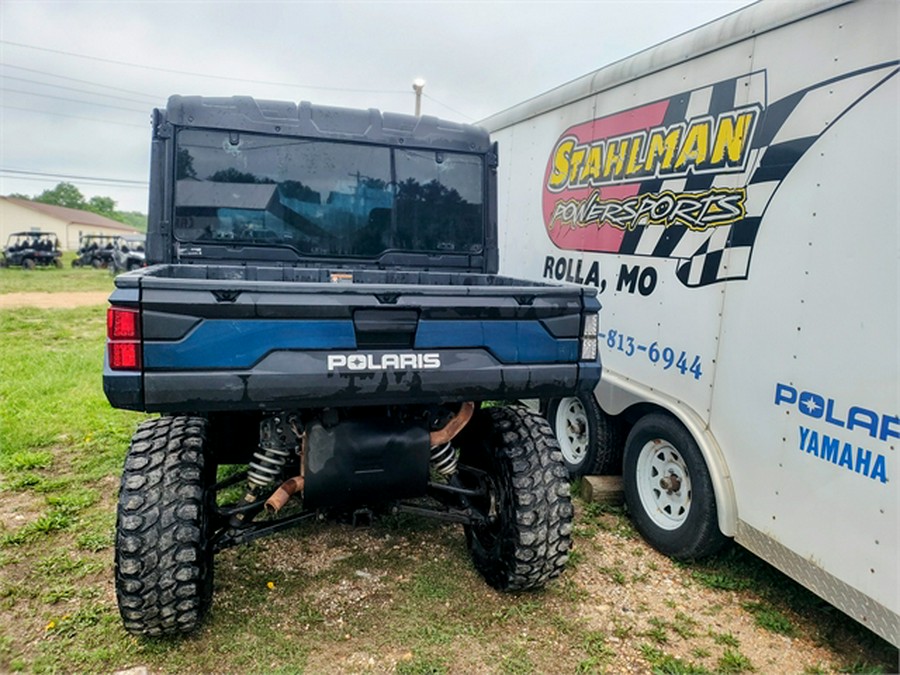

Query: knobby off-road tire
left=546, top=394, right=622, bottom=477
left=115, top=416, right=215, bottom=637
left=622, top=413, right=727, bottom=561
left=460, top=405, right=573, bottom=591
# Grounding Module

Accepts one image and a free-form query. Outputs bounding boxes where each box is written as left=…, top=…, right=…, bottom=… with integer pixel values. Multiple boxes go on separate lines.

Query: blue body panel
left=142, top=318, right=579, bottom=370
left=143, top=320, right=356, bottom=369
left=415, top=320, right=579, bottom=363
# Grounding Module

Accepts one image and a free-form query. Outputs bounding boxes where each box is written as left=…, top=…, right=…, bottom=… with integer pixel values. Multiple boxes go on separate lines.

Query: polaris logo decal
left=327, top=353, right=441, bottom=372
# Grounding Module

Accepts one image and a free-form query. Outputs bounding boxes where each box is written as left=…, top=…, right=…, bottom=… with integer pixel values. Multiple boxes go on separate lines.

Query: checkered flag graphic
left=616, top=64, right=898, bottom=287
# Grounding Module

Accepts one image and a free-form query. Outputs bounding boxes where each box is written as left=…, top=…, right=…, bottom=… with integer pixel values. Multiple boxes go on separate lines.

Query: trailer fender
left=596, top=371, right=737, bottom=538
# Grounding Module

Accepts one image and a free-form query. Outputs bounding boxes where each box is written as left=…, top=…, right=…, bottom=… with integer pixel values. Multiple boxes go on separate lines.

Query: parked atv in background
left=0, top=231, right=63, bottom=269
left=109, top=235, right=146, bottom=274
left=72, top=234, right=117, bottom=268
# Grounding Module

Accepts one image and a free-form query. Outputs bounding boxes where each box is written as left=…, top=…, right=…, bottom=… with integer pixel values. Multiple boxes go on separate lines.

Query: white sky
left=1, top=0, right=753, bottom=213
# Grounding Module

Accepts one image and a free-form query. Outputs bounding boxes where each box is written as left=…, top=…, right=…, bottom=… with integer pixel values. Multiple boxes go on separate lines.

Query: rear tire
left=459, top=405, right=573, bottom=591
left=115, top=416, right=215, bottom=636
left=23, top=258, right=35, bottom=270
left=545, top=394, right=621, bottom=476
left=622, top=413, right=727, bottom=560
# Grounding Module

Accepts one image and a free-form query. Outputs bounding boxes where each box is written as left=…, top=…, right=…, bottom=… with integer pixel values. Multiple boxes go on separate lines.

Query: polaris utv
left=1, top=231, right=62, bottom=269
left=109, top=235, right=146, bottom=274
left=104, top=96, right=602, bottom=637
left=72, top=234, right=117, bottom=268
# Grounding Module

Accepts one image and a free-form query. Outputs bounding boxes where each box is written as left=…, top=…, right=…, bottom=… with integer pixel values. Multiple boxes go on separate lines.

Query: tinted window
left=173, top=130, right=484, bottom=258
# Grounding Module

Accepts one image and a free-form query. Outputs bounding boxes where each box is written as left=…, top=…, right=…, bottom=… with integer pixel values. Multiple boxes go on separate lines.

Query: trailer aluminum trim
left=737, top=521, right=899, bottom=646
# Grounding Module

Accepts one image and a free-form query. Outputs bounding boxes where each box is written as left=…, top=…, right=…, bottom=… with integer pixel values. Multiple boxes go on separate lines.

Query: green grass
left=0, top=307, right=138, bottom=465
left=741, top=601, right=796, bottom=636
left=600, top=563, right=628, bottom=585
left=0, top=450, right=54, bottom=471
left=580, top=501, right=639, bottom=539
left=396, top=653, right=449, bottom=675
left=717, top=648, right=755, bottom=673
left=496, top=643, right=535, bottom=674
left=0, top=252, right=116, bottom=293
left=0, top=304, right=147, bottom=670
left=672, top=611, right=699, bottom=639
left=639, top=644, right=712, bottom=674
left=577, top=630, right=615, bottom=672
left=409, top=559, right=463, bottom=601
left=709, top=630, right=740, bottom=648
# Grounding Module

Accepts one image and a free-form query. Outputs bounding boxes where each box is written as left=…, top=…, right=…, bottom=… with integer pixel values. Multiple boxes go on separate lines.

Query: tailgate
left=104, top=267, right=600, bottom=412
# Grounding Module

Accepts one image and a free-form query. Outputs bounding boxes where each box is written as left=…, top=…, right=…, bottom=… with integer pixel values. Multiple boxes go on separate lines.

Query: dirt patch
left=0, top=489, right=44, bottom=533
left=0, top=291, right=109, bottom=309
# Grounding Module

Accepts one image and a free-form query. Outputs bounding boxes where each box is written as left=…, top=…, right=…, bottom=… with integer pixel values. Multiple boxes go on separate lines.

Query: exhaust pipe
left=264, top=476, right=305, bottom=514
left=429, top=401, right=474, bottom=447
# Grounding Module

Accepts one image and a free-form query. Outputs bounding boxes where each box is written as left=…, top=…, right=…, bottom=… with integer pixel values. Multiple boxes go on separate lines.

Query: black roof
left=160, top=96, right=491, bottom=155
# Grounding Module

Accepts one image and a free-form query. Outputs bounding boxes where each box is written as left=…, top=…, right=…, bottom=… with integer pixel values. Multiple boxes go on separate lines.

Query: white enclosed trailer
left=482, top=0, right=898, bottom=645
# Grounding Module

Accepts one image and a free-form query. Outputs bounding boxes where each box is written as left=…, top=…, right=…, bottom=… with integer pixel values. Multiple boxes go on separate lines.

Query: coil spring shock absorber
left=430, top=442, right=458, bottom=477
left=427, top=402, right=475, bottom=477
left=231, top=415, right=299, bottom=526
left=249, top=415, right=296, bottom=488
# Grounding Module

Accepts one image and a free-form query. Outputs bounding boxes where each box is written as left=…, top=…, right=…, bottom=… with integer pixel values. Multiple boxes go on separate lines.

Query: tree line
left=7, top=182, right=147, bottom=232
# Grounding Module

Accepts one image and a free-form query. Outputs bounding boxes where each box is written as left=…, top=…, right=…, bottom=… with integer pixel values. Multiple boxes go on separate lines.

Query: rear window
left=173, top=129, right=485, bottom=258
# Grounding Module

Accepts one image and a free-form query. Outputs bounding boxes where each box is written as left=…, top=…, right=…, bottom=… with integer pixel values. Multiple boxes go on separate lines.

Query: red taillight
left=108, top=307, right=140, bottom=340
left=109, top=342, right=141, bottom=370
left=107, top=307, right=141, bottom=371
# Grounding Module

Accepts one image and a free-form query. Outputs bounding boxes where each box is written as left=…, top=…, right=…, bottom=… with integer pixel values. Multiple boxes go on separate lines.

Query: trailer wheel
left=545, top=394, right=620, bottom=476
left=623, top=413, right=727, bottom=560
left=460, top=405, right=573, bottom=591
left=23, top=258, right=35, bottom=270
left=115, top=416, right=215, bottom=636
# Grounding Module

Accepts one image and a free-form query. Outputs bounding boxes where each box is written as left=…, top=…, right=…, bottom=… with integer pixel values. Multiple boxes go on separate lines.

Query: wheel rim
left=635, top=438, right=692, bottom=530
left=554, top=397, right=589, bottom=466
left=471, top=472, right=504, bottom=549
